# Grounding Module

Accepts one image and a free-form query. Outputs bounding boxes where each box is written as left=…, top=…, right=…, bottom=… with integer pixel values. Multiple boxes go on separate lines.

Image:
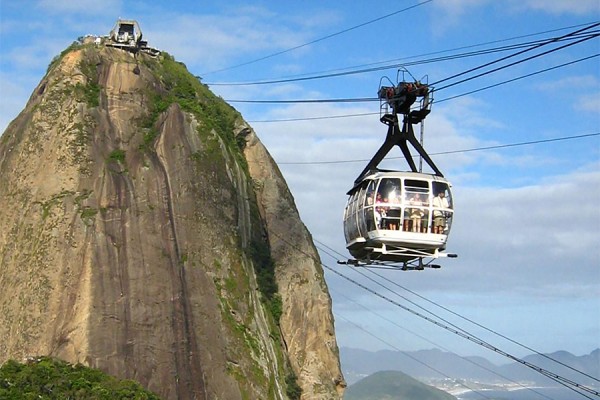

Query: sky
left=1, top=0, right=599, bottom=373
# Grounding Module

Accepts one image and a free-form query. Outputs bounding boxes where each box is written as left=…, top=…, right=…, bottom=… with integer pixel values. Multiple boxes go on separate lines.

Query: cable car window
left=377, top=178, right=401, bottom=202
left=344, top=191, right=357, bottom=241
left=357, top=182, right=369, bottom=207
left=432, top=182, right=452, bottom=234
left=364, top=180, right=377, bottom=206
left=432, top=182, right=452, bottom=209
left=349, top=191, right=360, bottom=238
left=343, top=201, right=351, bottom=242
left=377, top=178, right=401, bottom=230
left=357, top=182, right=370, bottom=236
left=404, top=179, right=429, bottom=194
left=363, top=180, right=379, bottom=231
left=403, top=179, right=430, bottom=233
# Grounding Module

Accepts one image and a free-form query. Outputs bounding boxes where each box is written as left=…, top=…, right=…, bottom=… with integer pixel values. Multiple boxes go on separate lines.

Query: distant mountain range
left=341, top=347, right=600, bottom=387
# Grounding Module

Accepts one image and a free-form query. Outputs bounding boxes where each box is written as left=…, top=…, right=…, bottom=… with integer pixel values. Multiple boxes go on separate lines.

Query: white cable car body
left=344, top=171, right=454, bottom=265
left=341, top=72, right=456, bottom=269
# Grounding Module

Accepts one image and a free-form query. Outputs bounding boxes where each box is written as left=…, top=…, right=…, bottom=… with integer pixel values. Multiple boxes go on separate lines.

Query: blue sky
left=1, top=0, right=599, bottom=370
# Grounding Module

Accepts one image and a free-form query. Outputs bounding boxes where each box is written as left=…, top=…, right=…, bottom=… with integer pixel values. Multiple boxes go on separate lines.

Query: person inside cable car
left=376, top=179, right=400, bottom=230
left=378, top=196, right=390, bottom=230
left=432, top=190, right=450, bottom=234
left=409, top=193, right=426, bottom=233
left=388, top=187, right=402, bottom=230
left=373, top=192, right=383, bottom=229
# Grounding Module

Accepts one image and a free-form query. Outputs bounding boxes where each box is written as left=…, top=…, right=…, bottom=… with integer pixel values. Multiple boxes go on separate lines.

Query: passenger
left=409, top=193, right=425, bottom=233
left=432, top=190, right=449, bottom=234
left=386, top=193, right=401, bottom=230
left=374, top=193, right=383, bottom=229
left=366, top=193, right=374, bottom=205
left=381, top=197, right=394, bottom=230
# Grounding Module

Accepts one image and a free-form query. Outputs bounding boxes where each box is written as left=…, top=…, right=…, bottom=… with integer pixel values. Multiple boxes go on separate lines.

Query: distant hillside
left=344, top=370, right=456, bottom=400
left=341, top=348, right=497, bottom=384
left=498, top=348, right=600, bottom=386
left=341, top=347, right=600, bottom=386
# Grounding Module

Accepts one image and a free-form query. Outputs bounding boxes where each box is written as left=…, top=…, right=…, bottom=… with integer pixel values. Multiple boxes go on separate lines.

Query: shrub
left=0, top=357, right=161, bottom=399
left=285, top=371, right=302, bottom=400
left=108, top=149, right=126, bottom=163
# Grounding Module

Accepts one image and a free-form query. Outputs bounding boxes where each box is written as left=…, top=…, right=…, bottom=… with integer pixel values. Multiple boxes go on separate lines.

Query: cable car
left=341, top=72, right=457, bottom=269
left=108, top=19, right=144, bottom=49
left=106, top=19, right=161, bottom=57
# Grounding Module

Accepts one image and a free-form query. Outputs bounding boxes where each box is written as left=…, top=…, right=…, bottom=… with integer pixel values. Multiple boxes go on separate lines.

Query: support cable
left=434, top=31, right=600, bottom=92
left=225, top=40, right=599, bottom=105
left=368, top=267, right=600, bottom=383
left=334, top=312, right=495, bottom=400
left=331, top=287, right=556, bottom=400
left=321, top=260, right=598, bottom=399
left=275, top=232, right=599, bottom=397
left=316, top=239, right=599, bottom=384
left=200, top=1, right=432, bottom=76
left=435, top=53, right=599, bottom=103
left=243, top=53, right=598, bottom=121
left=206, top=31, right=597, bottom=87
left=431, top=22, right=599, bottom=87
left=271, top=132, right=600, bottom=166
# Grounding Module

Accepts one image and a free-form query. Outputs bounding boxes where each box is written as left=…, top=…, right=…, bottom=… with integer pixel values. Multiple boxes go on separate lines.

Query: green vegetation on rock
left=75, top=56, right=102, bottom=108
left=47, top=42, right=83, bottom=73
left=0, top=357, right=161, bottom=399
left=142, top=53, right=244, bottom=163
left=285, top=371, right=302, bottom=400
left=108, top=149, right=126, bottom=163
left=146, top=52, right=283, bottom=328
left=248, top=239, right=282, bottom=323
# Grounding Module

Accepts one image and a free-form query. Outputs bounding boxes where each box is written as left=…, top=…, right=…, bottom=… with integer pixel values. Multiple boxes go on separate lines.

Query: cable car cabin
left=105, top=19, right=161, bottom=57
left=343, top=171, right=453, bottom=264
left=109, top=19, right=143, bottom=47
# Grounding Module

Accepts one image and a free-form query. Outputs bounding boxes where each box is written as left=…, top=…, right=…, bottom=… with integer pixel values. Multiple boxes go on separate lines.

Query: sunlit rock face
left=0, top=43, right=345, bottom=399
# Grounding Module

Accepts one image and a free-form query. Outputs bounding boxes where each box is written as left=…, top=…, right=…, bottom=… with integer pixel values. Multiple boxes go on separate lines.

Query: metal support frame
left=354, top=112, right=443, bottom=185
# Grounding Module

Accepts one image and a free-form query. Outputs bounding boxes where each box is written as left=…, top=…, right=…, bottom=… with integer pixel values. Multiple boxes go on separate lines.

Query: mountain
left=0, top=33, right=345, bottom=399
left=344, top=370, right=457, bottom=400
left=497, top=348, right=600, bottom=386
left=341, top=347, right=600, bottom=387
left=341, top=348, right=499, bottom=384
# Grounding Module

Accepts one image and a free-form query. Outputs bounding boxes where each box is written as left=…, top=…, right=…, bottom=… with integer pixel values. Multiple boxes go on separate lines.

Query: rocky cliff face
left=0, top=43, right=345, bottom=399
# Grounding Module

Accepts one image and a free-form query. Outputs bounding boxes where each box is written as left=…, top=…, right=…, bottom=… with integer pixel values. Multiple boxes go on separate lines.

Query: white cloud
left=453, top=168, right=600, bottom=279
left=429, top=0, right=599, bottom=36
left=432, top=0, right=599, bottom=17
left=516, top=0, right=600, bottom=15
left=536, top=75, right=600, bottom=115
left=536, top=75, right=599, bottom=91
left=144, top=9, right=325, bottom=74
left=36, top=0, right=122, bottom=15
left=577, top=92, right=600, bottom=113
